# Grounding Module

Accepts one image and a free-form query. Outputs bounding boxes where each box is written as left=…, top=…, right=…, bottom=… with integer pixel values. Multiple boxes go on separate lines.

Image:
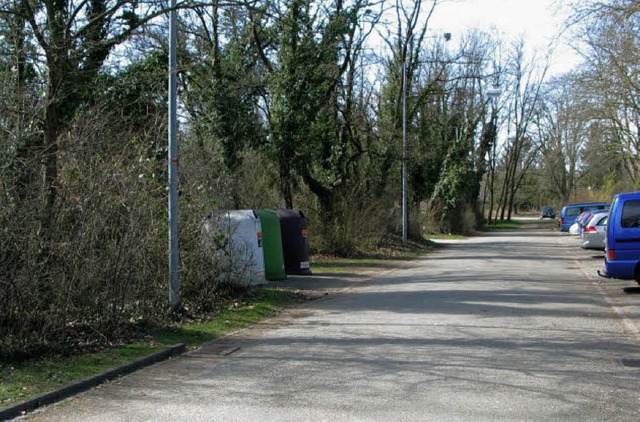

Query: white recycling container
left=205, top=210, right=266, bottom=286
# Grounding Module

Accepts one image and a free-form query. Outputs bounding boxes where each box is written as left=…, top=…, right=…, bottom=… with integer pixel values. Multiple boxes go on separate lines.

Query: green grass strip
left=424, top=233, right=467, bottom=240
left=0, top=344, right=162, bottom=408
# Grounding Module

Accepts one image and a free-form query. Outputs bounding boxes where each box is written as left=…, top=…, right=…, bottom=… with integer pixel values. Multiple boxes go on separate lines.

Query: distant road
left=27, top=222, right=640, bottom=421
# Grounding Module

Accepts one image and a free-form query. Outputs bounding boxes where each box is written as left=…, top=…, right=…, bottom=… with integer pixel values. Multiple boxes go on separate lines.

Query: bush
left=306, top=185, right=395, bottom=257
left=0, top=105, right=244, bottom=361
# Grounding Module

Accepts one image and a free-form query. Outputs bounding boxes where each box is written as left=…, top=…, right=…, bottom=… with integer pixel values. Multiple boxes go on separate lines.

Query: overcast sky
left=427, top=0, right=579, bottom=74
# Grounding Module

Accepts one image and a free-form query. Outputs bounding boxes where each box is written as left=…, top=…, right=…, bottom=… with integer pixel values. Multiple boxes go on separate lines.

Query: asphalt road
left=24, top=221, right=640, bottom=421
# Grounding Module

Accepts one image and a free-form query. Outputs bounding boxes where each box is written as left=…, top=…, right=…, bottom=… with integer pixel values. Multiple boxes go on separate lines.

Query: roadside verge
left=0, top=344, right=185, bottom=421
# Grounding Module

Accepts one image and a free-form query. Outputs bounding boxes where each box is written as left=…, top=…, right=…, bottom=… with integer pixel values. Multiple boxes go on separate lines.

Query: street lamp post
left=402, top=61, right=408, bottom=243
left=168, top=0, right=180, bottom=309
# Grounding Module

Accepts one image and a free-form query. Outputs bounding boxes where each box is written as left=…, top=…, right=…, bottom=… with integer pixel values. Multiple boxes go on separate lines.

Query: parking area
left=562, top=231, right=640, bottom=339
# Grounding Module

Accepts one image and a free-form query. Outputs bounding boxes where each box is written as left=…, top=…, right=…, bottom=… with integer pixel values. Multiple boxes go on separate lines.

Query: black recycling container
left=275, top=209, right=312, bottom=275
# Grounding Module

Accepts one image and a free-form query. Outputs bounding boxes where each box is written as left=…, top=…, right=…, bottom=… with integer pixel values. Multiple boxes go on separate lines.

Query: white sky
left=427, top=0, right=579, bottom=75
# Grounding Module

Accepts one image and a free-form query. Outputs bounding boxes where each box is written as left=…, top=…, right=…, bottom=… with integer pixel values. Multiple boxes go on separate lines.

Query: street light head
left=486, top=87, right=501, bottom=98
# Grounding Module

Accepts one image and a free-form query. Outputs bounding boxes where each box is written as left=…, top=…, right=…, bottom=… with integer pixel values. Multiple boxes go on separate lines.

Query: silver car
left=580, top=211, right=608, bottom=250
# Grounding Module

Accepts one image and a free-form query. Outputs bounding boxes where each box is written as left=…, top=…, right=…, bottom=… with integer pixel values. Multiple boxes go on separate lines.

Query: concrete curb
left=0, top=343, right=186, bottom=421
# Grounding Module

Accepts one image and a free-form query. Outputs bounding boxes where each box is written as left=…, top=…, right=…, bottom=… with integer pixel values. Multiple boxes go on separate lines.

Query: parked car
left=581, top=211, right=608, bottom=250
left=539, top=206, right=555, bottom=219
left=569, top=211, right=594, bottom=235
left=569, top=221, right=582, bottom=235
left=600, top=192, right=640, bottom=282
left=558, top=202, right=610, bottom=232
left=578, top=210, right=603, bottom=232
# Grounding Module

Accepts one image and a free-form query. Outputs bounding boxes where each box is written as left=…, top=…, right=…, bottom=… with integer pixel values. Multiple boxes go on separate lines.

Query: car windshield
left=588, top=212, right=607, bottom=226
left=579, top=212, right=592, bottom=224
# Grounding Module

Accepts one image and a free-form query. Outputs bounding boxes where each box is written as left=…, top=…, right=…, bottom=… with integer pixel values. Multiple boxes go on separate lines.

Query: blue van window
left=585, top=205, right=606, bottom=211
left=621, top=200, right=640, bottom=228
left=566, top=208, right=581, bottom=217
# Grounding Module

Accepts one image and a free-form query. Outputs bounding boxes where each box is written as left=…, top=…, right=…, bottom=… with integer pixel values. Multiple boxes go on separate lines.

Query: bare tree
left=570, top=0, right=640, bottom=184
left=494, top=39, right=547, bottom=221
left=534, top=76, right=589, bottom=202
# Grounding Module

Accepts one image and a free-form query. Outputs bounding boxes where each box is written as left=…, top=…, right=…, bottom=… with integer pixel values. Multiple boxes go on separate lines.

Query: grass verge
left=424, top=233, right=467, bottom=240
left=0, top=287, right=306, bottom=409
left=484, top=220, right=523, bottom=230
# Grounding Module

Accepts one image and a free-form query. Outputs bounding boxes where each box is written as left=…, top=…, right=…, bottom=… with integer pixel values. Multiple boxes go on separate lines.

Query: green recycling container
left=255, top=209, right=287, bottom=281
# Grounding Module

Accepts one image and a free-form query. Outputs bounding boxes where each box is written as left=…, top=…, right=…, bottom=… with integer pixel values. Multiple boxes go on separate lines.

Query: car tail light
left=608, top=250, right=616, bottom=261
left=559, top=217, right=565, bottom=224
left=584, top=227, right=597, bottom=233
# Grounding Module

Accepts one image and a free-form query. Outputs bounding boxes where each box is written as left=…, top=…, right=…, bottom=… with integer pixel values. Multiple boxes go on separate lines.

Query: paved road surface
left=25, top=223, right=640, bottom=421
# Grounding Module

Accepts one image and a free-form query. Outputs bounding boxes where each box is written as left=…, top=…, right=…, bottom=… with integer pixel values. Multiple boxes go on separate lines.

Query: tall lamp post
left=402, top=60, right=408, bottom=243
left=168, top=0, right=180, bottom=309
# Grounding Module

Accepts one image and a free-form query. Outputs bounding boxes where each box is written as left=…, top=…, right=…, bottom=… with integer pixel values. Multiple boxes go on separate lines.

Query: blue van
left=558, top=202, right=610, bottom=232
left=600, top=192, right=640, bottom=282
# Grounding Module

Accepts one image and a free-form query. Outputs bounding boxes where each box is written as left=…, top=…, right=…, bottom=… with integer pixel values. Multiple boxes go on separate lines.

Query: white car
left=569, top=222, right=581, bottom=235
